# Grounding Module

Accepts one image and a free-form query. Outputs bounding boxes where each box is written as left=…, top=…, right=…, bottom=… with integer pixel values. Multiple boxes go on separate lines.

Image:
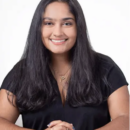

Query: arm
left=95, top=85, right=129, bottom=130
left=0, top=89, right=34, bottom=130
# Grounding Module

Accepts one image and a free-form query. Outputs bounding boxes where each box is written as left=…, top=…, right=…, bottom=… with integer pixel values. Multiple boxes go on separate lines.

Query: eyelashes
left=43, top=22, right=73, bottom=26
left=44, top=22, right=53, bottom=26
left=64, top=22, right=72, bottom=26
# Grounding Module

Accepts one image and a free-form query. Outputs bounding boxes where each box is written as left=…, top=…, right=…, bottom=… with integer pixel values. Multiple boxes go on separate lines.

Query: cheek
left=41, top=29, right=50, bottom=48
left=41, top=28, right=52, bottom=40
left=66, top=28, right=77, bottom=40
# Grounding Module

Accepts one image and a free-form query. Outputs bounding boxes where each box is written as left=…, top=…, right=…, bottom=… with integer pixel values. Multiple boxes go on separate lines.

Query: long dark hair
left=5, top=0, right=111, bottom=113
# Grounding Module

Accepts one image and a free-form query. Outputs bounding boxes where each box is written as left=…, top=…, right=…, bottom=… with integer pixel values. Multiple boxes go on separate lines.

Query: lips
left=51, top=39, right=66, bottom=43
left=50, top=39, right=68, bottom=45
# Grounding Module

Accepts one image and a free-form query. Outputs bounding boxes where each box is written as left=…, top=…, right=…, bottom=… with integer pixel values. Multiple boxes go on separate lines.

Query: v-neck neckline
left=48, top=67, right=68, bottom=107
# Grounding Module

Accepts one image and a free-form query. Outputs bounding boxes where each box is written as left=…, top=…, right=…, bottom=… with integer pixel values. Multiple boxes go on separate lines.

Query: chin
left=52, top=51, right=66, bottom=54
left=50, top=50, right=69, bottom=55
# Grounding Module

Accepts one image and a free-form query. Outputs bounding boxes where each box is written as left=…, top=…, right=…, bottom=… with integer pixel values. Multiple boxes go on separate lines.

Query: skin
left=41, top=2, right=77, bottom=129
left=41, top=2, right=77, bottom=55
left=41, top=1, right=77, bottom=79
left=47, top=85, right=129, bottom=130
left=0, top=1, right=129, bottom=130
left=42, top=1, right=129, bottom=130
left=0, top=1, right=76, bottom=130
left=41, top=2, right=77, bottom=75
left=41, top=1, right=77, bottom=110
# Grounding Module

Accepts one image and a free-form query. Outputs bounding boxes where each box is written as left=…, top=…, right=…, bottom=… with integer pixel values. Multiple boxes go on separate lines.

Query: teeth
left=51, top=39, right=66, bottom=43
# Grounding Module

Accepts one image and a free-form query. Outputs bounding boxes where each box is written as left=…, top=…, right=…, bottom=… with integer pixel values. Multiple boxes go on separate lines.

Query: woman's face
left=41, top=2, right=77, bottom=54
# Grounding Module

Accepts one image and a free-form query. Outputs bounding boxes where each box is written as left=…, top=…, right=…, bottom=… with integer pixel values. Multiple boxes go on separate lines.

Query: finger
left=58, top=121, right=74, bottom=130
left=50, top=125, right=66, bottom=130
left=47, top=120, right=62, bottom=127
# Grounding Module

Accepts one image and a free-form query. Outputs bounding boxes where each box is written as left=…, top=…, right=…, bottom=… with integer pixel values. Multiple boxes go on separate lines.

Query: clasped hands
left=45, top=120, right=75, bottom=130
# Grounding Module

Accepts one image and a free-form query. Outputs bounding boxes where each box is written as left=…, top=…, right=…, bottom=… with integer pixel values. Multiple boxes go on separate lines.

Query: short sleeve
left=0, top=59, right=25, bottom=95
left=0, top=66, right=15, bottom=94
left=107, top=61, right=129, bottom=96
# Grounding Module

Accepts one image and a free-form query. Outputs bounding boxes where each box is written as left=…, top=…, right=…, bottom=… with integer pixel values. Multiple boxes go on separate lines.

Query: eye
left=44, top=22, right=53, bottom=26
left=63, top=22, right=72, bottom=26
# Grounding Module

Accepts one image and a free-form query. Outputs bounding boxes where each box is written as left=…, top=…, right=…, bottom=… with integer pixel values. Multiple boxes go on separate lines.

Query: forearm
left=95, top=115, right=129, bottom=130
left=0, top=117, right=34, bottom=130
left=44, top=128, right=51, bottom=130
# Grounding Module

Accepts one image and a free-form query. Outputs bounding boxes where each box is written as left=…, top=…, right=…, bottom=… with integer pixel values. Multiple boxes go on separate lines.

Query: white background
left=0, top=0, right=129, bottom=127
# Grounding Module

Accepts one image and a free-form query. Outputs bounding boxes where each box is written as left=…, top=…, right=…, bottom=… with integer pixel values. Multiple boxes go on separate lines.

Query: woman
left=0, top=0, right=129, bottom=130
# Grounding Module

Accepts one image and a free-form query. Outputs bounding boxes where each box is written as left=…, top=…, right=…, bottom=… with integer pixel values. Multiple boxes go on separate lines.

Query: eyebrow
left=42, top=17, right=75, bottom=21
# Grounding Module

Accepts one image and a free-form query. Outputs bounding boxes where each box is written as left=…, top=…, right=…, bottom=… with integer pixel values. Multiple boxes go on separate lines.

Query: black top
left=0, top=54, right=129, bottom=130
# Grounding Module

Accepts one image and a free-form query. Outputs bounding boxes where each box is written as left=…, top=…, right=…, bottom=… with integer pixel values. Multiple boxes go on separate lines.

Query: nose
left=53, top=24, right=63, bottom=37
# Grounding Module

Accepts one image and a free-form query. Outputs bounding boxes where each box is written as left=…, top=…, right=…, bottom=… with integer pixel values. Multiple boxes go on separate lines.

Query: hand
left=47, top=120, right=75, bottom=130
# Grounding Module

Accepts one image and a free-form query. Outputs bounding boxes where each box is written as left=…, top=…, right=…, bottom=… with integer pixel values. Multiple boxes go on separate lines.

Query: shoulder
left=96, top=53, right=128, bottom=96
left=97, top=53, right=115, bottom=66
left=3, top=59, right=25, bottom=81
left=95, top=52, right=116, bottom=74
left=0, top=59, right=26, bottom=93
left=96, top=52, right=127, bottom=81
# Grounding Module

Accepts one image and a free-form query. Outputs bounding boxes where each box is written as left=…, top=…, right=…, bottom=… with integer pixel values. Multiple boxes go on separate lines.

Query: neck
left=50, top=52, right=71, bottom=74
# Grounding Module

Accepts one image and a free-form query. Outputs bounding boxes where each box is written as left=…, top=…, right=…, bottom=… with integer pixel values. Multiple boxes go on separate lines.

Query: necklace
left=50, top=65, right=71, bottom=83
left=49, top=65, right=71, bottom=105
left=59, top=67, right=71, bottom=82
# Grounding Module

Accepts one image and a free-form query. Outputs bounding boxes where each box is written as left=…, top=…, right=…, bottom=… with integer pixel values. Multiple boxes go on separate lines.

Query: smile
left=50, top=39, right=68, bottom=45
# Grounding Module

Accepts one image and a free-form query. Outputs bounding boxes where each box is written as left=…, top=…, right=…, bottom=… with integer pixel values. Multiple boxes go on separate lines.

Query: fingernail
left=47, top=123, right=51, bottom=127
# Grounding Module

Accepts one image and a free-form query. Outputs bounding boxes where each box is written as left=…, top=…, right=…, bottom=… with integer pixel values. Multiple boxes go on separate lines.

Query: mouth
left=50, top=39, right=68, bottom=45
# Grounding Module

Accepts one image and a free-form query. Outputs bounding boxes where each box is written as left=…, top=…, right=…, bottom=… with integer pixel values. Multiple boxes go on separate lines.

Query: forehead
left=43, top=2, right=75, bottom=19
